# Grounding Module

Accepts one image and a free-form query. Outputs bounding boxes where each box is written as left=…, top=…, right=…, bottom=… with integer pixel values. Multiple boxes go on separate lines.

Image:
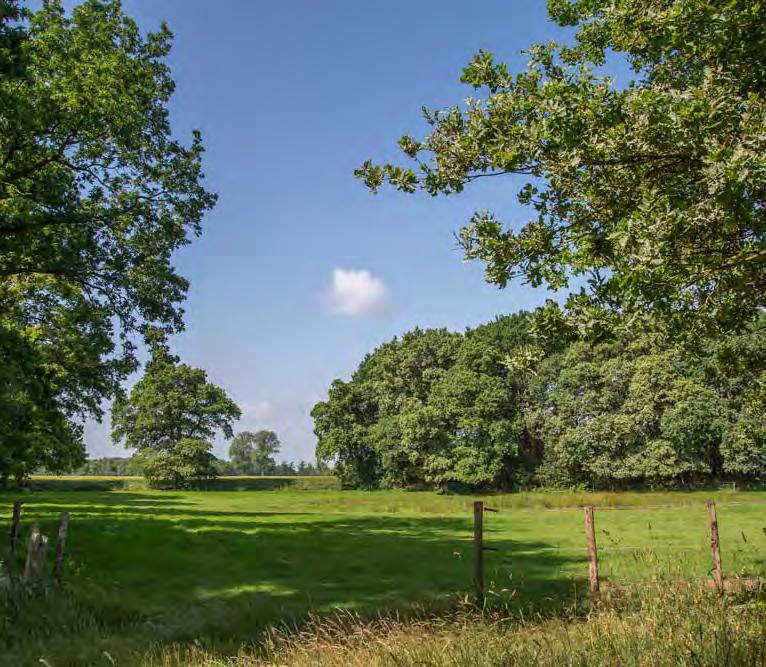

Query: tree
left=313, top=328, right=463, bottom=488
left=111, top=345, right=240, bottom=488
left=0, top=1, right=216, bottom=475
left=228, top=431, right=257, bottom=475
left=228, top=430, right=283, bottom=475
left=721, top=382, right=766, bottom=479
left=418, top=333, right=524, bottom=488
left=74, top=456, right=138, bottom=476
left=313, top=321, right=536, bottom=489
left=138, top=438, right=216, bottom=490
left=252, top=430, right=280, bottom=475
left=358, top=0, right=766, bottom=337
left=523, top=320, right=766, bottom=488
left=313, top=377, right=380, bottom=488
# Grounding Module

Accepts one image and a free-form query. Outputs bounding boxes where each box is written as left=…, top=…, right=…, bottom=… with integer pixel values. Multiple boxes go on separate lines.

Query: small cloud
left=240, top=400, right=274, bottom=419
left=328, top=268, right=389, bottom=316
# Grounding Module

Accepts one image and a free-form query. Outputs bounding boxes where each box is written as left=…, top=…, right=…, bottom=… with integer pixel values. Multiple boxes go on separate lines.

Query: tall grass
left=3, top=576, right=765, bottom=665
left=154, top=581, right=766, bottom=666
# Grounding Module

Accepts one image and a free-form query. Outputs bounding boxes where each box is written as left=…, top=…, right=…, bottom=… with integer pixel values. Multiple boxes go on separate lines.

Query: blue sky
left=86, top=1, right=581, bottom=462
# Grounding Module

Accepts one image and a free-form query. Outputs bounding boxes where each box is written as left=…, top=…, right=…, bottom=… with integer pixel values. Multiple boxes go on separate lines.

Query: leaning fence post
left=584, top=505, right=600, bottom=596
left=707, top=500, right=724, bottom=593
left=9, top=500, right=22, bottom=559
left=23, top=523, right=48, bottom=583
left=53, top=511, right=69, bottom=582
left=474, top=500, right=484, bottom=603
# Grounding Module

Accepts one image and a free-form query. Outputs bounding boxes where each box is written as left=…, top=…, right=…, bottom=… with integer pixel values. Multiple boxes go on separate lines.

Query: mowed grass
left=1, top=480, right=766, bottom=665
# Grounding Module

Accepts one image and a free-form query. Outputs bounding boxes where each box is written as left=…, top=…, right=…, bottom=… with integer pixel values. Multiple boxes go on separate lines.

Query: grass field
left=1, top=479, right=766, bottom=665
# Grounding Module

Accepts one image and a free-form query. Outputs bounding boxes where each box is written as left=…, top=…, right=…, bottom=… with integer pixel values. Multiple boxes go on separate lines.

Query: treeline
left=214, top=459, right=328, bottom=477
left=223, top=429, right=329, bottom=476
left=68, top=427, right=329, bottom=479
left=74, top=457, right=139, bottom=476
left=312, top=313, right=766, bottom=490
left=66, top=454, right=328, bottom=478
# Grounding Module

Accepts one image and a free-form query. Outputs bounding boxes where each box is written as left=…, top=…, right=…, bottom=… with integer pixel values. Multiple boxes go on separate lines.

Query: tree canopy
left=0, top=0, right=215, bottom=477
left=228, top=430, right=283, bottom=475
left=313, top=316, right=539, bottom=489
left=313, top=312, right=766, bottom=490
left=358, top=0, right=766, bottom=337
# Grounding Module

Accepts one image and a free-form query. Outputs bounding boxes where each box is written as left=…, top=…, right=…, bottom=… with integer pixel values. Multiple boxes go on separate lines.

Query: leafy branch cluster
left=358, top=0, right=766, bottom=337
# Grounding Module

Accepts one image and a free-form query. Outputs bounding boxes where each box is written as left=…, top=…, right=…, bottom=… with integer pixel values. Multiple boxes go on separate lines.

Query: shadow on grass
left=26, top=477, right=145, bottom=491
left=0, top=492, right=588, bottom=665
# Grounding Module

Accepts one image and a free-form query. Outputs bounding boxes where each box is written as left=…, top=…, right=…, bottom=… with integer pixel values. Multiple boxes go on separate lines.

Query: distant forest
left=312, top=311, right=766, bottom=490
left=60, top=455, right=327, bottom=477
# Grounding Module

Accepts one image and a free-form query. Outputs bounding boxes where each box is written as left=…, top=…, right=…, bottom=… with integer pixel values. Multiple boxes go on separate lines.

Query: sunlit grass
left=0, top=482, right=765, bottom=665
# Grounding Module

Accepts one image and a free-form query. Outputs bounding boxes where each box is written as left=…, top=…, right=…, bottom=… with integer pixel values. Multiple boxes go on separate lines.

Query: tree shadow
left=25, top=477, right=142, bottom=492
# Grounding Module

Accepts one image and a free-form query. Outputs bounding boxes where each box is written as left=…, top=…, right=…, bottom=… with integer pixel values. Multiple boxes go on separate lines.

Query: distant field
left=1, top=480, right=765, bottom=665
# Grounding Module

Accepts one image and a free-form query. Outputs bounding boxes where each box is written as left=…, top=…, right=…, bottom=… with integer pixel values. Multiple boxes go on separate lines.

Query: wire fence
left=475, top=500, right=766, bottom=599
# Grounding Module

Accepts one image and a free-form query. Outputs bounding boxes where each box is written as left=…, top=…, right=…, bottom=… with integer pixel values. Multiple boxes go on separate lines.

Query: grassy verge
left=155, top=582, right=766, bottom=666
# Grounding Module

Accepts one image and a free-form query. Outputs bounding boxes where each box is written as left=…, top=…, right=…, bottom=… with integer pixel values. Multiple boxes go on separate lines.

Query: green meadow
left=1, top=480, right=766, bottom=665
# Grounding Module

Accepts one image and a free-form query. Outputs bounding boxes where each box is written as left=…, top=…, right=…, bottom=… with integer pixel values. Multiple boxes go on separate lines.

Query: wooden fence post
left=707, top=501, right=724, bottom=593
left=474, top=500, right=484, bottom=603
left=9, top=500, right=22, bottom=559
left=584, top=505, right=600, bottom=596
left=23, top=523, right=49, bottom=583
left=53, top=511, right=69, bottom=582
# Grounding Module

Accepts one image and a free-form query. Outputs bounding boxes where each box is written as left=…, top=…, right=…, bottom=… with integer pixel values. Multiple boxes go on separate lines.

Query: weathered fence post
left=23, top=523, right=49, bottom=583
left=9, top=500, right=22, bottom=559
left=707, top=500, right=724, bottom=592
left=584, top=505, right=600, bottom=596
left=474, top=500, right=484, bottom=603
left=53, top=511, right=69, bottom=582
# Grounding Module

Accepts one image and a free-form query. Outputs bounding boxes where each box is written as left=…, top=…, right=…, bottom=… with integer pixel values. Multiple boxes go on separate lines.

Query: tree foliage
left=111, top=345, right=240, bottom=488
left=228, top=431, right=257, bottom=475
left=527, top=341, right=730, bottom=487
left=314, top=312, right=766, bottom=490
left=228, top=430, right=283, bottom=475
left=137, top=437, right=216, bottom=490
left=215, top=455, right=326, bottom=477
left=73, top=456, right=139, bottom=476
left=313, top=316, right=539, bottom=489
left=0, top=325, right=84, bottom=484
left=250, top=430, right=280, bottom=475
left=0, top=0, right=215, bottom=477
left=358, top=0, right=766, bottom=336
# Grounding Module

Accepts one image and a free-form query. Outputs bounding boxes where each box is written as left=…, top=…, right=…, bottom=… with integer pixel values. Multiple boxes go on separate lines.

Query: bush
left=139, top=438, right=217, bottom=489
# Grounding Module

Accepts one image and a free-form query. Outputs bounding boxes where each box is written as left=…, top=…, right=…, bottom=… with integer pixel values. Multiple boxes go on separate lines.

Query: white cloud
left=240, top=400, right=274, bottom=419
left=328, top=267, right=389, bottom=316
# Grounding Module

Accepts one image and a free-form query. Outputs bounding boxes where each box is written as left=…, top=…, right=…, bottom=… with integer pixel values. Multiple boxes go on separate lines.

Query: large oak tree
left=0, top=1, right=216, bottom=476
